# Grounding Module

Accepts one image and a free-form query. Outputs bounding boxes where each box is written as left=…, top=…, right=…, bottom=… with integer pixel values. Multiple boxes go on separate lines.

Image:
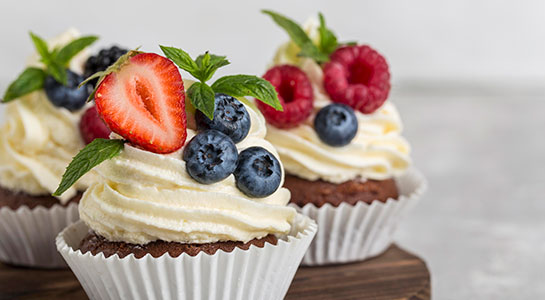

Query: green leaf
left=318, top=12, right=338, bottom=56
left=262, top=10, right=328, bottom=63
left=205, top=54, right=230, bottom=69
left=29, top=32, right=51, bottom=63
left=53, top=139, right=125, bottom=196
left=82, top=48, right=143, bottom=101
left=187, top=82, right=215, bottom=120
left=211, top=75, right=282, bottom=111
left=55, top=35, right=98, bottom=66
left=46, top=60, right=67, bottom=85
left=195, top=52, right=230, bottom=82
left=196, top=51, right=211, bottom=69
left=2, top=67, right=47, bottom=102
left=160, top=45, right=200, bottom=79
left=29, top=32, right=69, bottom=85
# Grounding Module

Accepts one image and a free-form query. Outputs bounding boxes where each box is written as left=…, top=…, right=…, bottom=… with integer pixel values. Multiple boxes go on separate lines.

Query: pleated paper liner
left=0, top=202, right=79, bottom=268
left=57, top=213, right=317, bottom=300
left=292, top=168, right=427, bottom=266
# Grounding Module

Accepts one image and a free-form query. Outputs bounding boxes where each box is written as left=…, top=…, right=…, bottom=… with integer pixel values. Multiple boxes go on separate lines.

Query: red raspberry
left=79, top=105, right=112, bottom=144
left=257, top=65, right=313, bottom=128
left=323, top=45, right=390, bottom=114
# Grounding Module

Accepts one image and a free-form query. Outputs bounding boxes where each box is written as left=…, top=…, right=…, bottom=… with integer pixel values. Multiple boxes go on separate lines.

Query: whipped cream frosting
left=0, top=29, right=94, bottom=204
left=265, top=20, right=411, bottom=184
left=80, top=93, right=296, bottom=245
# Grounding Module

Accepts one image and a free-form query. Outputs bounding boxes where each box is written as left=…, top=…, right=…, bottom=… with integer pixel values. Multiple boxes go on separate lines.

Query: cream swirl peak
left=80, top=103, right=296, bottom=244
left=0, top=29, right=95, bottom=203
left=260, top=15, right=411, bottom=183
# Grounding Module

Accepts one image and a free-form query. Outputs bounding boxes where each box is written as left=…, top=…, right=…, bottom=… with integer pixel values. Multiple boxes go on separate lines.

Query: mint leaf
left=196, top=51, right=211, bottom=69
left=55, top=35, right=98, bottom=66
left=82, top=49, right=143, bottom=101
left=53, top=139, right=125, bottom=196
left=46, top=60, right=67, bottom=85
left=29, top=32, right=51, bottom=63
left=318, top=12, right=338, bottom=56
left=195, top=52, right=230, bottom=82
left=262, top=10, right=328, bottom=63
left=211, top=75, right=282, bottom=111
left=204, top=54, right=230, bottom=69
left=160, top=45, right=201, bottom=79
left=2, top=67, right=47, bottom=102
left=187, top=82, right=215, bottom=119
left=29, top=32, right=68, bottom=85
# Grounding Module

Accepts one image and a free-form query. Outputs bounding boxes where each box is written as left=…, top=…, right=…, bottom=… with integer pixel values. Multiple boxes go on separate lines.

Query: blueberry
left=234, top=147, right=282, bottom=198
left=183, top=130, right=238, bottom=184
left=195, top=93, right=251, bottom=143
left=44, top=70, right=90, bottom=111
left=314, top=103, right=358, bottom=147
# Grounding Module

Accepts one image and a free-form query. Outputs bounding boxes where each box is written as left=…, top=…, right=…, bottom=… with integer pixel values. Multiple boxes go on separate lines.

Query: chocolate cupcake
left=0, top=29, right=100, bottom=268
left=256, top=11, right=426, bottom=265
left=56, top=47, right=316, bottom=300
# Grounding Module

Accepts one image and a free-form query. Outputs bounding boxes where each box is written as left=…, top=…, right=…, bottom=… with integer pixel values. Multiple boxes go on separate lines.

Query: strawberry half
left=95, top=53, right=187, bottom=153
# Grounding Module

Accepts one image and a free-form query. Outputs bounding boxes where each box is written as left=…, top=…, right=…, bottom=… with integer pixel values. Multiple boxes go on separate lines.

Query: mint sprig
left=262, top=10, right=328, bottom=63
left=1, top=32, right=98, bottom=103
left=263, top=10, right=352, bottom=64
left=160, top=46, right=282, bottom=120
left=317, top=13, right=339, bottom=56
left=53, top=139, right=125, bottom=196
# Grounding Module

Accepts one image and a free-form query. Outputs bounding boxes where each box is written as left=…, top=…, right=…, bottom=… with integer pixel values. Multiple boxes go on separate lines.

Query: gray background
left=1, top=1, right=544, bottom=299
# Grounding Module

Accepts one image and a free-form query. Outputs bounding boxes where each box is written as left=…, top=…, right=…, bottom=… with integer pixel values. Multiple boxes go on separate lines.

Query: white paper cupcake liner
left=292, top=168, right=426, bottom=266
left=56, top=213, right=317, bottom=300
left=0, top=202, right=79, bottom=268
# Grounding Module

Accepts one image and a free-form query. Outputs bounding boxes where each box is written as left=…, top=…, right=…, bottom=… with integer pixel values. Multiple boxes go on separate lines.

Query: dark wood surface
left=0, top=244, right=429, bottom=300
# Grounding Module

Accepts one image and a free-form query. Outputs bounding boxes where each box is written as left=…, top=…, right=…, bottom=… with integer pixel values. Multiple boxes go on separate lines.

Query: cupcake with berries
left=257, top=11, right=426, bottom=265
left=55, top=47, right=316, bottom=299
left=0, top=29, right=120, bottom=268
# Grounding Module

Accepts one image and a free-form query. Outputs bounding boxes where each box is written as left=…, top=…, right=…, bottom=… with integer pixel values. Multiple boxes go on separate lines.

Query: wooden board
left=0, top=244, right=429, bottom=300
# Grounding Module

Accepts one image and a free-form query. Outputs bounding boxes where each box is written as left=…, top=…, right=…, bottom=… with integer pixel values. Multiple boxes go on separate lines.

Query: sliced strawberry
left=95, top=53, right=186, bottom=153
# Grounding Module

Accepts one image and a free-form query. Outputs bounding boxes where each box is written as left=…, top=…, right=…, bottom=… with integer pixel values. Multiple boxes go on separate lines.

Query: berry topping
left=183, top=130, right=238, bottom=184
left=84, top=46, right=128, bottom=86
left=95, top=53, right=186, bottom=153
left=257, top=65, right=313, bottom=128
left=195, top=93, right=251, bottom=143
left=79, top=106, right=112, bottom=144
left=44, top=70, right=91, bottom=111
left=234, top=147, right=282, bottom=197
left=323, top=45, right=390, bottom=114
left=314, top=103, right=358, bottom=147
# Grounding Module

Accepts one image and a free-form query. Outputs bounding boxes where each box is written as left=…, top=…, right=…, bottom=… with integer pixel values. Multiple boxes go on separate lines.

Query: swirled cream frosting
left=0, top=29, right=94, bottom=204
left=265, top=20, right=411, bottom=184
left=79, top=97, right=296, bottom=245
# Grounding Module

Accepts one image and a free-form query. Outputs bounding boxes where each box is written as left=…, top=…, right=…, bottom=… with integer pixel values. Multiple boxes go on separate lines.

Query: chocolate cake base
left=79, top=232, right=279, bottom=258
left=284, top=174, right=399, bottom=208
left=0, top=185, right=82, bottom=210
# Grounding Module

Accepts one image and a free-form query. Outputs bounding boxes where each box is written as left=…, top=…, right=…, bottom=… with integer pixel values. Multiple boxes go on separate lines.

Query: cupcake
left=256, top=11, right=426, bottom=265
left=0, top=29, right=109, bottom=268
left=56, top=47, right=316, bottom=299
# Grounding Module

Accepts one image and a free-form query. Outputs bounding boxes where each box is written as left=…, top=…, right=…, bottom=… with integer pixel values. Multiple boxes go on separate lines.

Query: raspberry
left=323, top=45, right=390, bottom=114
left=257, top=65, right=313, bottom=128
left=79, top=106, right=112, bottom=144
